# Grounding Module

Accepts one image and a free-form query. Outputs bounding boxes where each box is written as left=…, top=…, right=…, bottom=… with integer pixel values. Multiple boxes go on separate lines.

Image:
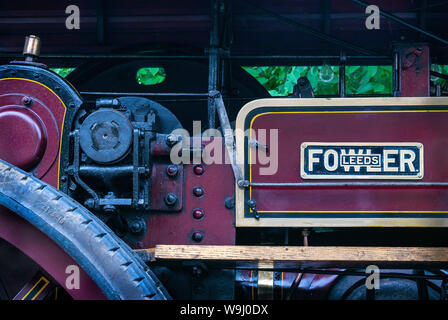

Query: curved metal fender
left=0, top=159, right=170, bottom=300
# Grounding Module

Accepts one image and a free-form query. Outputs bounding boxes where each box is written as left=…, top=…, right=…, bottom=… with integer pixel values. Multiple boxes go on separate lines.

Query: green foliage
left=346, top=66, right=392, bottom=95
left=50, top=67, right=75, bottom=78
left=243, top=66, right=338, bottom=96
left=243, top=65, right=393, bottom=96
left=49, top=64, right=448, bottom=95
left=431, top=64, right=448, bottom=89
left=136, top=67, right=166, bottom=85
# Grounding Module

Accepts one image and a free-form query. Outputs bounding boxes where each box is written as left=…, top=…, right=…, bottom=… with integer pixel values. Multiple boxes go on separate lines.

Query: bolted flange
left=193, top=164, right=205, bottom=175
left=164, top=193, right=178, bottom=206
left=166, top=164, right=179, bottom=177
left=191, top=231, right=204, bottom=242
left=192, top=208, right=205, bottom=220
left=192, top=186, right=204, bottom=197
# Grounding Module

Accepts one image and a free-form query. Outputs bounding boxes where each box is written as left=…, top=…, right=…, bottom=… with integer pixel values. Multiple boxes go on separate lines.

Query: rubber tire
left=0, top=159, right=170, bottom=300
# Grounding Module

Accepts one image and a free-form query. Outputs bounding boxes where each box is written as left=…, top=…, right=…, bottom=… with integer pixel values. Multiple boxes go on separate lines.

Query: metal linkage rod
left=70, top=130, right=100, bottom=209
left=212, top=90, right=245, bottom=185
left=350, top=0, right=448, bottom=46
left=208, top=0, right=222, bottom=129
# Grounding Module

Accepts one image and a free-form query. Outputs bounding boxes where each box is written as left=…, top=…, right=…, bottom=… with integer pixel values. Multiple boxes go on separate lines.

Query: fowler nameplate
left=300, top=142, right=423, bottom=180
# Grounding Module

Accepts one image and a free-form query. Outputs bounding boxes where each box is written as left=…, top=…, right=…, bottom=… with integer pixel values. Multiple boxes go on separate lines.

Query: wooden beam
left=137, top=245, right=448, bottom=268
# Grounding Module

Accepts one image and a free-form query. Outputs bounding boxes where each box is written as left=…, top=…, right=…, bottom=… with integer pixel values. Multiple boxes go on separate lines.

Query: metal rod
left=431, top=70, right=448, bottom=80
left=213, top=91, right=244, bottom=184
left=350, top=0, right=448, bottom=46
left=249, top=181, right=448, bottom=187
left=98, top=198, right=132, bottom=206
left=339, top=52, right=346, bottom=97
left=80, top=94, right=392, bottom=103
left=230, top=55, right=342, bottom=60
left=132, top=129, right=140, bottom=208
left=208, top=0, right=221, bottom=129
left=0, top=53, right=391, bottom=61
left=339, top=65, right=346, bottom=97
left=236, top=268, right=448, bottom=281
left=80, top=165, right=133, bottom=177
left=241, top=0, right=378, bottom=55
left=392, top=49, right=401, bottom=97
left=79, top=91, right=209, bottom=97
left=0, top=53, right=209, bottom=60
left=70, top=130, right=100, bottom=208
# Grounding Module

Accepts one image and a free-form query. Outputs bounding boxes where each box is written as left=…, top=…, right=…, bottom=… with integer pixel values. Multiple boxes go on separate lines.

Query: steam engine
left=1, top=33, right=448, bottom=301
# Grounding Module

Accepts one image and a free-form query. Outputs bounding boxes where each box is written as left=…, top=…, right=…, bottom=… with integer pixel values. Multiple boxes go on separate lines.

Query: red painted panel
left=250, top=110, right=448, bottom=213
left=397, top=45, right=430, bottom=97
left=149, top=163, right=183, bottom=212
left=0, top=209, right=105, bottom=300
left=0, top=79, right=63, bottom=182
left=144, top=142, right=235, bottom=246
left=0, top=78, right=105, bottom=299
left=0, top=105, right=46, bottom=170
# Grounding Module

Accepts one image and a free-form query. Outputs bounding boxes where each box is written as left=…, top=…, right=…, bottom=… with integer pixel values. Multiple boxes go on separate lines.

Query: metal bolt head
left=130, top=220, right=144, bottom=234
left=192, top=186, right=204, bottom=197
left=237, top=180, right=249, bottom=188
left=192, top=266, right=203, bottom=278
left=193, top=164, right=205, bottom=175
left=192, top=209, right=205, bottom=220
left=166, top=165, right=178, bottom=177
left=164, top=193, right=178, bottom=206
left=22, top=96, right=32, bottom=107
left=166, top=134, right=178, bottom=146
left=224, top=197, right=235, bottom=209
left=103, top=204, right=116, bottom=214
left=192, top=231, right=204, bottom=242
left=247, top=199, right=256, bottom=208
left=68, top=181, right=77, bottom=192
left=84, top=199, right=95, bottom=209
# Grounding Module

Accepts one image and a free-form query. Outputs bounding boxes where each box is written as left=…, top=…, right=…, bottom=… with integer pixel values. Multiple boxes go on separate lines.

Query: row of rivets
left=191, top=165, right=205, bottom=241
left=164, top=165, right=179, bottom=208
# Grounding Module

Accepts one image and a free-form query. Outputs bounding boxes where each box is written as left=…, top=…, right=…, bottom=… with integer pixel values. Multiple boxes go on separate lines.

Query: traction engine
left=1, top=1, right=448, bottom=301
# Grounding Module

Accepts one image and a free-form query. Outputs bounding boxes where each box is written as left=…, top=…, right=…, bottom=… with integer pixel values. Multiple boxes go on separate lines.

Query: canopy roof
left=1, top=0, right=448, bottom=64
